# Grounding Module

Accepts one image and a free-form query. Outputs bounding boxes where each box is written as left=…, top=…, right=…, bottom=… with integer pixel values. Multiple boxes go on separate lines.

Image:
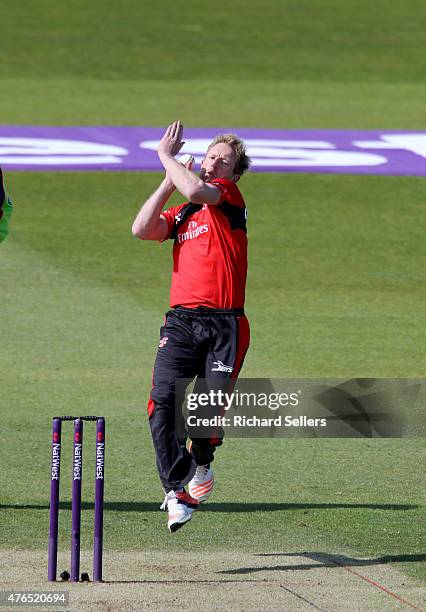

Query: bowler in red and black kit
left=132, top=121, right=251, bottom=532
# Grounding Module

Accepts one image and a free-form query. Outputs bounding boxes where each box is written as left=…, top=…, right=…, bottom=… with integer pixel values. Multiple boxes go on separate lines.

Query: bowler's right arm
left=132, top=177, right=173, bottom=241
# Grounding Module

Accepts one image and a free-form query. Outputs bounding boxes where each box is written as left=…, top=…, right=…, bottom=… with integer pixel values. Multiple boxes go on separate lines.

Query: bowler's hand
left=158, top=120, right=185, bottom=158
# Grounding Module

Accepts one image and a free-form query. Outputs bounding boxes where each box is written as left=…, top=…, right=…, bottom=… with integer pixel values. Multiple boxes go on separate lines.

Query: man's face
left=200, top=143, right=238, bottom=182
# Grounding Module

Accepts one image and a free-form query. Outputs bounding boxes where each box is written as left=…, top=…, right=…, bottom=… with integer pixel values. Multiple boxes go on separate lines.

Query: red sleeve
left=209, top=178, right=245, bottom=207
left=160, top=203, right=186, bottom=241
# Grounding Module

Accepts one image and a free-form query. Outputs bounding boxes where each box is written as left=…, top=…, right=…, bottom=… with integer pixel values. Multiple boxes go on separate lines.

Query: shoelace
left=160, top=488, right=185, bottom=511
left=160, top=490, right=175, bottom=511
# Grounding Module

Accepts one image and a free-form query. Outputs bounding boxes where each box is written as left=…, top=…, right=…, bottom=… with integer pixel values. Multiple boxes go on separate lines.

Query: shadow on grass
left=219, top=551, right=426, bottom=574
left=0, top=502, right=419, bottom=512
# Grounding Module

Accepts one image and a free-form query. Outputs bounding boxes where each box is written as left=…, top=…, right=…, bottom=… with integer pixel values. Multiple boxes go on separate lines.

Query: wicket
left=48, top=416, right=105, bottom=582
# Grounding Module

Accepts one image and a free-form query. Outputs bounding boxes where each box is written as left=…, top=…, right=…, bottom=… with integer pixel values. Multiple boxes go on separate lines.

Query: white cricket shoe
left=161, top=489, right=199, bottom=532
left=188, top=465, right=214, bottom=502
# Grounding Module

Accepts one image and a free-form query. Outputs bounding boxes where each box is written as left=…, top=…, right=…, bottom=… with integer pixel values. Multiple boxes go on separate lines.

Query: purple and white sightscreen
left=0, top=126, right=425, bottom=176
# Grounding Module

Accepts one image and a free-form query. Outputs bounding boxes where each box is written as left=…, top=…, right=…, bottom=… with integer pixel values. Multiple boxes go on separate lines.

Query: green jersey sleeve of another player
left=0, top=167, right=13, bottom=244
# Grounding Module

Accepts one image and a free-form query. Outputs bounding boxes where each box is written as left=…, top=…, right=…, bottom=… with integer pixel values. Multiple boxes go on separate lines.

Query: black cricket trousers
left=147, top=306, right=250, bottom=493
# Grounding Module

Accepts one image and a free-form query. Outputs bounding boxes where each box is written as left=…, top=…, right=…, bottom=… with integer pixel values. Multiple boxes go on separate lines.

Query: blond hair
left=208, top=134, right=251, bottom=176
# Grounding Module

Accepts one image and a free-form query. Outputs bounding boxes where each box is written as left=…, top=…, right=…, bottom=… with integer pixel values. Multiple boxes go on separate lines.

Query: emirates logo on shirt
left=177, top=220, right=209, bottom=244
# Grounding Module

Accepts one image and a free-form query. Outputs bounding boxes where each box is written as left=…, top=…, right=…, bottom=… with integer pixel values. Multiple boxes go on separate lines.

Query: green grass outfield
left=1, top=0, right=426, bottom=128
left=1, top=0, right=425, bottom=596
